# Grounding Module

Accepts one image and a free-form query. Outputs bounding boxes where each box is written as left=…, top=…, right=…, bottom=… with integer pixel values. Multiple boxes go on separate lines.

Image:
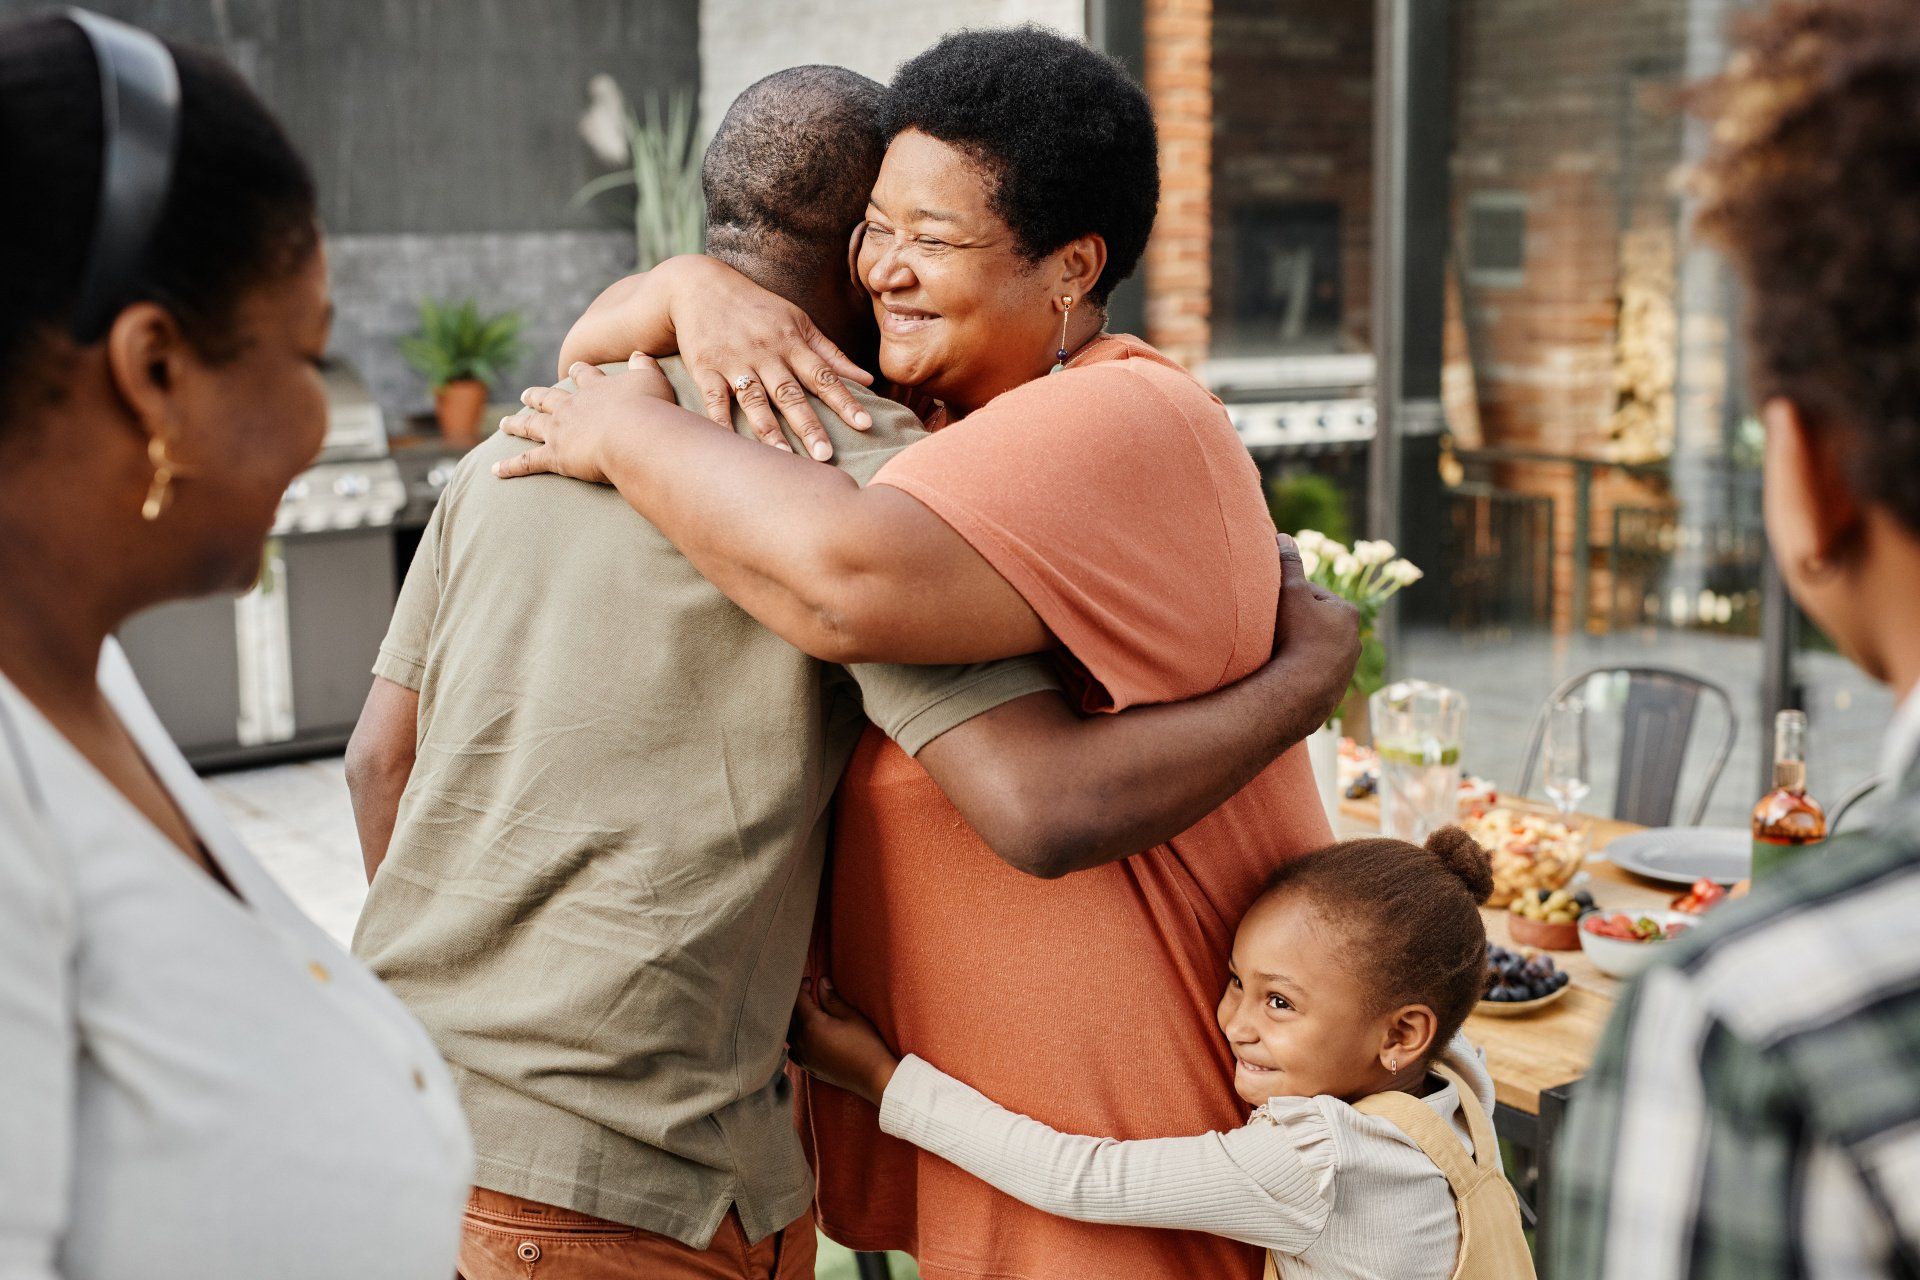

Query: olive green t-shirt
left=350, top=361, right=1057, bottom=1248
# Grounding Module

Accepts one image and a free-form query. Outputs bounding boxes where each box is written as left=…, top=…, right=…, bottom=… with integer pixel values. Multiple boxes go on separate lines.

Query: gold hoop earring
left=1050, top=296, right=1075, bottom=374
left=142, top=434, right=175, bottom=522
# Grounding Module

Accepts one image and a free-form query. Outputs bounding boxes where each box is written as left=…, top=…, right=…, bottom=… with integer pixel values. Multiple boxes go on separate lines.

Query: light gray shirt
left=0, top=643, right=472, bottom=1280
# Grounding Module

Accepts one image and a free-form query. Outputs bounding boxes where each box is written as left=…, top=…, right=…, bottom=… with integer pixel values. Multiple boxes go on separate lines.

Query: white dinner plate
left=1603, top=826, right=1750, bottom=887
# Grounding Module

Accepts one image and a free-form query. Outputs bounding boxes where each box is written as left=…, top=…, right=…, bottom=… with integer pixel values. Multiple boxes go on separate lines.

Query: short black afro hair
left=885, top=26, right=1159, bottom=306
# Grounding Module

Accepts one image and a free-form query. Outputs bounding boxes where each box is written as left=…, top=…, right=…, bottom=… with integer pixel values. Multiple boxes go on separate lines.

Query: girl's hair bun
left=1425, top=825, right=1494, bottom=904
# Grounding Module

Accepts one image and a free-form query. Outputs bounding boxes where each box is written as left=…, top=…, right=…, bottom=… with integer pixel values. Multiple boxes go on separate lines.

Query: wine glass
left=1543, top=695, right=1591, bottom=820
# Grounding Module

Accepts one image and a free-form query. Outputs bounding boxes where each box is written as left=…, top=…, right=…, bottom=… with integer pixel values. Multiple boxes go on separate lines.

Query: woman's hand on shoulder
left=494, top=356, right=678, bottom=484
left=562, top=254, right=878, bottom=461
left=788, top=977, right=899, bottom=1106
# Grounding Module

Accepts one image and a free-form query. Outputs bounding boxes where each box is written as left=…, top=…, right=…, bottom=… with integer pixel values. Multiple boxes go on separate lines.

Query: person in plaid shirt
left=1547, top=2, right=1920, bottom=1276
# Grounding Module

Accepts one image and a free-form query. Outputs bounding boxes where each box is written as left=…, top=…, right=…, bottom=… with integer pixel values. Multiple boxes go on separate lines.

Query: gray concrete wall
left=7, top=0, right=699, bottom=233
left=3, top=0, right=700, bottom=419
left=326, top=229, right=635, bottom=423
left=698, top=0, right=1081, bottom=137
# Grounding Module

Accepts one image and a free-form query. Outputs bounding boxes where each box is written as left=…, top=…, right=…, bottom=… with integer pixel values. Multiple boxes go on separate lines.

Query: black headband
left=66, top=8, right=180, bottom=344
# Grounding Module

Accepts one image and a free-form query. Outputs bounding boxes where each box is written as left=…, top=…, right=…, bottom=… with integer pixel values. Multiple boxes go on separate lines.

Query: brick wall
left=1143, top=0, right=1213, bottom=368
left=1204, top=0, right=1707, bottom=630
left=1209, top=0, right=1373, bottom=354
left=1450, top=0, right=1688, bottom=457
left=1449, top=0, right=1692, bottom=627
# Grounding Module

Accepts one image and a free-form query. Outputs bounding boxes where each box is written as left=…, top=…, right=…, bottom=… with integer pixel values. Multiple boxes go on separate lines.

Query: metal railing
left=1445, top=482, right=1556, bottom=633
left=1452, top=446, right=1671, bottom=633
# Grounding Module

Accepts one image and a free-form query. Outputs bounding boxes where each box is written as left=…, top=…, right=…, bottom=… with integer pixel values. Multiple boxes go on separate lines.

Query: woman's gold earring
left=1050, top=295, right=1075, bottom=374
left=141, top=435, right=175, bottom=522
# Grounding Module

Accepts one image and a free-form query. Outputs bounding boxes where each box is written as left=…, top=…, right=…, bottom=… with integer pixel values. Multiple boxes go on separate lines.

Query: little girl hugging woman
left=791, top=828, right=1536, bottom=1280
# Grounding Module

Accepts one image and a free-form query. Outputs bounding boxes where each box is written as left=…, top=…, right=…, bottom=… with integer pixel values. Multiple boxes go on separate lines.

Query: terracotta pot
left=434, top=378, right=489, bottom=445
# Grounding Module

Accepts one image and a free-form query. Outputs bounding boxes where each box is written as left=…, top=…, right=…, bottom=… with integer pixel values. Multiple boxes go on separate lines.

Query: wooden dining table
left=1335, top=795, right=1685, bottom=1251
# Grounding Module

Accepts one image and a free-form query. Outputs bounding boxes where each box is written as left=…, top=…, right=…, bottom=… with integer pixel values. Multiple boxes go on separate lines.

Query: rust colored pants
left=456, top=1188, right=816, bottom=1280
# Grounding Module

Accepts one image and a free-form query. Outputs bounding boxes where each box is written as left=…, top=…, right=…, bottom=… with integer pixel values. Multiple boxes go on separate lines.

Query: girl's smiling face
left=1216, top=890, right=1437, bottom=1108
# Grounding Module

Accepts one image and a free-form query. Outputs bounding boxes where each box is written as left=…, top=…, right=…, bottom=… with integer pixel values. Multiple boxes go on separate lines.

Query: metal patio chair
left=1517, top=666, right=1739, bottom=828
left=1829, top=774, right=1884, bottom=834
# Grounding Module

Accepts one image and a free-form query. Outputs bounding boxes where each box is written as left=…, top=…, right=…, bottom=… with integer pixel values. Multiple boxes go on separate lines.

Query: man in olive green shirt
left=346, top=67, right=1357, bottom=1280
left=353, top=352, right=1052, bottom=1225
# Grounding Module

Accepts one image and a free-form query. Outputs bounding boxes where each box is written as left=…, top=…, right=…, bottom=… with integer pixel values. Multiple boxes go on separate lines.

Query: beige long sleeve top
left=878, top=1034, right=1495, bottom=1280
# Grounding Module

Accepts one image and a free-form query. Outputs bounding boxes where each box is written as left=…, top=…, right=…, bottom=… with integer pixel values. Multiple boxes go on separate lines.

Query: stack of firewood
left=1607, top=227, right=1677, bottom=463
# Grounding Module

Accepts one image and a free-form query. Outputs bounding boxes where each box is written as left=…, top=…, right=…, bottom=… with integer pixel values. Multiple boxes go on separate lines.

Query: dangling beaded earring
left=141, top=434, right=175, bottom=522
left=1050, top=295, right=1074, bottom=374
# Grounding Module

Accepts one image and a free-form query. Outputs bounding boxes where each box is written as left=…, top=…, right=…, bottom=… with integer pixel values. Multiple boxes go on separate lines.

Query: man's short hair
left=701, top=65, right=887, bottom=270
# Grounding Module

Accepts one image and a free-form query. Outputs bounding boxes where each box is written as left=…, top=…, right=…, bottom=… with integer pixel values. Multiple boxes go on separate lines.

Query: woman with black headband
left=0, top=13, right=470, bottom=1279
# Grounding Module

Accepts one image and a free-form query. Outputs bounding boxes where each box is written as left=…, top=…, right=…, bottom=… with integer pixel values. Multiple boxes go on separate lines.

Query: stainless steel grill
left=1202, top=352, right=1379, bottom=458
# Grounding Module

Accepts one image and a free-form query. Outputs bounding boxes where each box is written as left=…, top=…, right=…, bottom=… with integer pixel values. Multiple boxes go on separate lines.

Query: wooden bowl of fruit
left=1507, top=887, right=1594, bottom=950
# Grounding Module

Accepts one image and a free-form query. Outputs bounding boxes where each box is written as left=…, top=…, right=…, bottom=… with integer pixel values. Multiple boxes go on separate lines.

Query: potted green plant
left=574, top=76, right=705, bottom=271
left=400, top=299, right=525, bottom=445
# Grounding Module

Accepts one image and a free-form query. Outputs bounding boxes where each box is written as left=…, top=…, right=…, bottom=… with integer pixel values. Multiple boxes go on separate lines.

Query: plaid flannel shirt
left=1547, top=769, right=1920, bottom=1280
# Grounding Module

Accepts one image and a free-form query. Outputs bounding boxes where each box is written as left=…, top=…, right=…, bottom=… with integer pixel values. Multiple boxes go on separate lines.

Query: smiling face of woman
left=857, top=129, right=1083, bottom=416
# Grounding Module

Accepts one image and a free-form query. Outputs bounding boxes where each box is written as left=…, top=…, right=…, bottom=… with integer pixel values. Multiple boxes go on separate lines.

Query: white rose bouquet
left=1293, top=530, right=1423, bottom=702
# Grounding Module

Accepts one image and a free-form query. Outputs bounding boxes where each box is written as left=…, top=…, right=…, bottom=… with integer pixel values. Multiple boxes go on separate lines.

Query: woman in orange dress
left=500, top=29, right=1343, bottom=1280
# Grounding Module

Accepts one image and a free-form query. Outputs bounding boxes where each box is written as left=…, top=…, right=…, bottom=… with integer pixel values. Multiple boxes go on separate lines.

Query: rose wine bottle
left=1752, top=709, right=1826, bottom=880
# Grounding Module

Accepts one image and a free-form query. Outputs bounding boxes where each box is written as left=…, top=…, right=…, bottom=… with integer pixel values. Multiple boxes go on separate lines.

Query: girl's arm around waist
left=879, top=1054, right=1334, bottom=1255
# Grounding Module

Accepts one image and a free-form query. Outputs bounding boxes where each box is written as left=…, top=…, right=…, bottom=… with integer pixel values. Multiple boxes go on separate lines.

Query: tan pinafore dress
left=1261, top=1063, right=1538, bottom=1280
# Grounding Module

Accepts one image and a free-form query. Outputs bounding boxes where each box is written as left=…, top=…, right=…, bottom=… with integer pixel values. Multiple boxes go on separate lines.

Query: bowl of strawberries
left=1577, top=909, right=1695, bottom=980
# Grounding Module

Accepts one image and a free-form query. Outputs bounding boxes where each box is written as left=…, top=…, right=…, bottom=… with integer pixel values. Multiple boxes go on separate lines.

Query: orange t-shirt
left=802, top=336, right=1334, bottom=1280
